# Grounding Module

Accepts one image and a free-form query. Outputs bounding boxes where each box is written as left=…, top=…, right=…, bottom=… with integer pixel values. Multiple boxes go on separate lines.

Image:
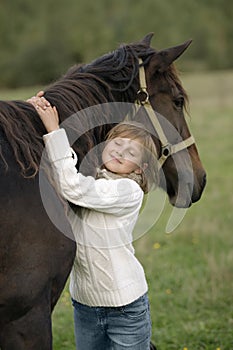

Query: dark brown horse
left=0, top=34, right=206, bottom=349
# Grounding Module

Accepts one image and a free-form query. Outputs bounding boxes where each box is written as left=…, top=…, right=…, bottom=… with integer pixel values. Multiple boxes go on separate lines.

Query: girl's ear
left=134, top=163, right=148, bottom=174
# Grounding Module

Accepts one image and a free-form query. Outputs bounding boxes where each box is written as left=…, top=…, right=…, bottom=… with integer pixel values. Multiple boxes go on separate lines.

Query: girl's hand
left=36, top=103, right=59, bottom=133
left=26, top=91, right=50, bottom=109
left=27, top=92, right=59, bottom=133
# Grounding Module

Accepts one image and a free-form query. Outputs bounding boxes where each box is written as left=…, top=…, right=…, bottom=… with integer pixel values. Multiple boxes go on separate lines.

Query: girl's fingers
left=36, top=90, right=44, bottom=97
left=27, top=92, right=50, bottom=110
left=35, top=97, right=51, bottom=110
left=41, top=96, right=50, bottom=107
left=26, top=96, right=38, bottom=106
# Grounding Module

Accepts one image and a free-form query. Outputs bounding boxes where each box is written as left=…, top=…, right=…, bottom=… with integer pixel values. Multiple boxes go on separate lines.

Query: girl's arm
left=31, top=96, right=143, bottom=214
left=43, top=128, right=143, bottom=215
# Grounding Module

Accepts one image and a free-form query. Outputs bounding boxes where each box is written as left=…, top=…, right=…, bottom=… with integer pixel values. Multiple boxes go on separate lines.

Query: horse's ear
left=140, top=33, right=154, bottom=47
left=150, top=39, right=192, bottom=72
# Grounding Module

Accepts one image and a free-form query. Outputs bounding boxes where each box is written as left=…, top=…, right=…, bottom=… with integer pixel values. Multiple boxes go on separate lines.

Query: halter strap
left=130, top=59, right=195, bottom=168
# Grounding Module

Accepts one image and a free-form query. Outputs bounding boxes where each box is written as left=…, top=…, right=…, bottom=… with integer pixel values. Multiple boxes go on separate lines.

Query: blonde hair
left=105, top=121, right=159, bottom=193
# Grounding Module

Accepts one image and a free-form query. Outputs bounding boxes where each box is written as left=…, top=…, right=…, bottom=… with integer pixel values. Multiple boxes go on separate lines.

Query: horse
left=0, top=33, right=206, bottom=349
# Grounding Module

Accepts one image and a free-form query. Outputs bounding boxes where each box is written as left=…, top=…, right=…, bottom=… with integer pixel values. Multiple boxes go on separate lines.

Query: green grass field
left=1, top=70, right=232, bottom=349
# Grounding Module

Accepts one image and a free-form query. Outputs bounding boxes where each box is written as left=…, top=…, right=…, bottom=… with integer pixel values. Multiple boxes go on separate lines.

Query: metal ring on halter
left=137, top=88, right=149, bottom=105
left=161, top=144, right=172, bottom=158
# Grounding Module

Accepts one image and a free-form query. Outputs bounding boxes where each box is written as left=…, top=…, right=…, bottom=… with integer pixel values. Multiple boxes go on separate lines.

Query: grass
left=1, top=70, right=232, bottom=349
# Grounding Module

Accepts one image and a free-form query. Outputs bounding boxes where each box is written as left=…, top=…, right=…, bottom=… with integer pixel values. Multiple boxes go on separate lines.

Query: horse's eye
left=174, top=97, right=184, bottom=109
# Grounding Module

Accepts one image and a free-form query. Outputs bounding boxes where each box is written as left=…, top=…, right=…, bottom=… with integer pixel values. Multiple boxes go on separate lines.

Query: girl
left=31, top=96, right=158, bottom=350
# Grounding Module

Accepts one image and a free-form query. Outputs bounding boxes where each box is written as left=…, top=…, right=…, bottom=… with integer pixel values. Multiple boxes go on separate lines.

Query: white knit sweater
left=43, top=128, right=148, bottom=307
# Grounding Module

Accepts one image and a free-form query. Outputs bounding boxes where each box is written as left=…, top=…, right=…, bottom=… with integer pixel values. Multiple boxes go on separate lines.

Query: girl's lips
left=111, top=156, right=122, bottom=163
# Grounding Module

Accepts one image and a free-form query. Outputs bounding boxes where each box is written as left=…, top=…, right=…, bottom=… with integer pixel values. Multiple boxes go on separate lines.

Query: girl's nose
left=116, top=149, right=123, bottom=157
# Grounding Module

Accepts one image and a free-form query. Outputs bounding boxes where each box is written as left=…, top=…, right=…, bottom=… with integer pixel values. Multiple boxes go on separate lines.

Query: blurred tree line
left=0, top=0, right=232, bottom=88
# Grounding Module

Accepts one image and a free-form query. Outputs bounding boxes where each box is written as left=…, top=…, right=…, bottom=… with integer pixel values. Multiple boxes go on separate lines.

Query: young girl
left=31, top=96, right=158, bottom=350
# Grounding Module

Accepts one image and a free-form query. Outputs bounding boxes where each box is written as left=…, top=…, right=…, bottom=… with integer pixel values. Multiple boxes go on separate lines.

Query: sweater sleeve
left=43, top=129, right=143, bottom=215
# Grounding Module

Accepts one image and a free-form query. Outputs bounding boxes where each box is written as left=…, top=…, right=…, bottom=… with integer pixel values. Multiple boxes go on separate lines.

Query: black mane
left=0, top=40, right=185, bottom=178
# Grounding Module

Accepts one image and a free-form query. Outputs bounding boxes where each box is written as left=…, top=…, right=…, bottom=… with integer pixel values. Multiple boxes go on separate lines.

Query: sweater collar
left=96, top=167, right=143, bottom=188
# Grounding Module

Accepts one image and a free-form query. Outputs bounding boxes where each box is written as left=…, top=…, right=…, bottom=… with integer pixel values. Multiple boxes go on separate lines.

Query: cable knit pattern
left=43, top=128, right=148, bottom=307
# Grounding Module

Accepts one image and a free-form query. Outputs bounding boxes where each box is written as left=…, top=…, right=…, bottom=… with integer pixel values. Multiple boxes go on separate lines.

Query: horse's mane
left=0, top=41, right=188, bottom=177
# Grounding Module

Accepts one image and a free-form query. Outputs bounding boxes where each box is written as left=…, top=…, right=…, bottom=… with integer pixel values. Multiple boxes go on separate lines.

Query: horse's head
left=137, top=34, right=206, bottom=208
left=43, top=33, right=206, bottom=209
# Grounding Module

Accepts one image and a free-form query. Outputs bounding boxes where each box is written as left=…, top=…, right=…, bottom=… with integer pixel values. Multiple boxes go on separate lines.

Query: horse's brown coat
left=0, top=34, right=206, bottom=349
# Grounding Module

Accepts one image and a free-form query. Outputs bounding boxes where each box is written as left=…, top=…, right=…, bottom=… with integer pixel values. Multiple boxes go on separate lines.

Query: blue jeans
left=72, top=293, right=151, bottom=350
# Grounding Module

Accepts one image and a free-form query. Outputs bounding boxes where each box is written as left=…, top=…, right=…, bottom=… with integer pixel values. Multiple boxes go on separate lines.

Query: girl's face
left=102, top=137, right=146, bottom=174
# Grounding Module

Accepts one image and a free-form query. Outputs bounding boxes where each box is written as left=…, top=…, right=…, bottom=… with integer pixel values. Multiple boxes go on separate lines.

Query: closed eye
left=114, top=140, right=122, bottom=146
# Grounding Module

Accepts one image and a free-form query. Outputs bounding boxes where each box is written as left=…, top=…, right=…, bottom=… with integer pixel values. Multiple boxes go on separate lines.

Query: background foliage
left=0, top=0, right=232, bottom=87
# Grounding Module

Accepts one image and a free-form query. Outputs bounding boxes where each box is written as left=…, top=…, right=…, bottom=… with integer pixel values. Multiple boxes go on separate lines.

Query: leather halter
left=128, top=59, right=195, bottom=168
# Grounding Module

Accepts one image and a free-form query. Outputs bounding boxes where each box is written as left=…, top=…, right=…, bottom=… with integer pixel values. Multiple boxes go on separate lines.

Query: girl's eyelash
left=114, top=140, right=121, bottom=145
left=113, top=140, right=138, bottom=157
